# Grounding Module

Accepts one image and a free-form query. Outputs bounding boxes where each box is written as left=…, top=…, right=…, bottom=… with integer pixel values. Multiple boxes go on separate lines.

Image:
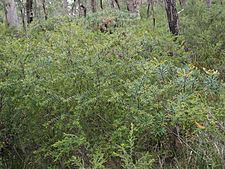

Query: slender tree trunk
left=77, top=0, right=86, bottom=17
left=182, top=0, right=187, bottom=7
left=34, top=0, right=37, bottom=18
left=100, top=0, right=103, bottom=9
left=111, top=0, right=120, bottom=9
left=80, top=5, right=87, bottom=17
left=71, top=0, right=76, bottom=15
left=114, top=0, right=120, bottom=9
left=78, top=0, right=81, bottom=16
left=17, top=0, right=27, bottom=33
left=127, top=0, right=141, bottom=16
left=127, top=0, right=134, bottom=11
left=164, top=0, right=179, bottom=35
left=26, top=0, right=33, bottom=24
left=151, top=0, right=155, bottom=27
left=63, top=0, right=69, bottom=15
left=110, top=0, right=115, bottom=8
left=147, top=0, right=155, bottom=27
left=206, top=0, right=212, bottom=7
left=147, top=0, right=150, bottom=17
left=178, top=0, right=187, bottom=7
left=178, top=0, right=182, bottom=7
left=42, top=0, right=48, bottom=20
left=20, top=7, right=26, bottom=32
left=4, top=0, right=19, bottom=28
left=91, top=0, right=97, bottom=13
left=78, top=0, right=87, bottom=18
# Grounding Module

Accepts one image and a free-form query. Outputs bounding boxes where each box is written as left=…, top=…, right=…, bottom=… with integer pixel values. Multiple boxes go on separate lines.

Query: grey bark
left=71, top=0, right=76, bottom=15
left=179, top=0, right=186, bottom=7
left=127, top=0, right=133, bottom=11
left=4, top=0, right=19, bottom=27
left=206, top=0, right=212, bottom=7
left=78, top=0, right=81, bottom=16
left=26, top=0, right=33, bottom=24
left=78, top=0, right=86, bottom=17
left=147, top=0, right=155, bottom=27
left=164, top=0, right=179, bottom=35
left=77, top=0, right=86, bottom=17
left=91, top=0, right=97, bottom=13
left=110, top=0, right=115, bottom=8
left=114, top=0, right=120, bottom=9
left=42, top=0, right=48, bottom=20
left=63, top=0, right=69, bottom=15
left=110, top=0, right=120, bottom=9
left=127, top=0, right=141, bottom=16
left=80, top=5, right=87, bottom=17
left=147, top=0, right=150, bottom=17
left=151, top=0, right=155, bottom=27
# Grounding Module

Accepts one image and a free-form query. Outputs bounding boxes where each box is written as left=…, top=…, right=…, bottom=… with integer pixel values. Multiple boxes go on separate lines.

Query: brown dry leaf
left=195, top=121, right=205, bottom=129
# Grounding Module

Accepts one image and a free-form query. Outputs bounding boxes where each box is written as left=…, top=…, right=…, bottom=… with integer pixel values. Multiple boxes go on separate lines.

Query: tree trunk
left=100, top=0, right=103, bottom=9
left=33, top=0, right=37, bottom=18
left=151, top=0, right=155, bottom=27
left=164, top=0, right=179, bottom=35
left=91, top=0, right=97, bottom=13
left=182, top=0, right=187, bottom=7
left=147, top=0, right=155, bottom=27
left=78, top=0, right=81, bottom=16
left=17, top=0, right=27, bottom=33
left=147, top=0, right=150, bottom=17
left=110, top=0, right=115, bottom=8
left=63, top=0, right=69, bottom=15
left=42, top=0, right=48, bottom=20
left=127, top=0, right=134, bottom=12
left=4, top=0, right=19, bottom=28
left=20, top=7, right=26, bottom=32
left=111, top=0, right=120, bottom=9
left=71, top=0, right=76, bottom=15
left=127, top=0, right=141, bottom=16
left=114, top=0, right=120, bottom=9
left=78, top=0, right=87, bottom=18
left=206, top=0, right=212, bottom=7
left=178, top=0, right=185, bottom=7
left=26, top=0, right=33, bottom=24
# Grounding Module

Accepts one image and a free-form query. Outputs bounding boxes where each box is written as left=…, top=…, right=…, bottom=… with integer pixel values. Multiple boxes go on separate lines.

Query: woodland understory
left=0, top=0, right=225, bottom=168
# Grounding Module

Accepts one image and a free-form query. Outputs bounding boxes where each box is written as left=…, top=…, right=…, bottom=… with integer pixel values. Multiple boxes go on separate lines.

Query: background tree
left=164, top=0, right=179, bottom=35
left=110, top=0, right=120, bottom=9
left=127, top=0, right=134, bottom=11
left=147, top=0, right=151, bottom=17
left=127, top=0, right=141, bottom=16
left=100, top=0, right=103, bottom=9
left=63, top=0, right=69, bottom=15
left=3, top=0, right=19, bottom=27
left=42, top=0, right=48, bottom=20
left=91, top=0, right=97, bottom=13
left=26, top=0, right=33, bottom=24
left=147, top=0, right=155, bottom=27
left=206, top=0, right=212, bottom=7
left=179, top=0, right=187, bottom=7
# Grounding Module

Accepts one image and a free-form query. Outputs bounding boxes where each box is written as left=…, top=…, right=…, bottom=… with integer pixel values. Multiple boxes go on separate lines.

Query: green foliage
left=180, top=1, right=225, bottom=74
left=0, top=2, right=225, bottom=168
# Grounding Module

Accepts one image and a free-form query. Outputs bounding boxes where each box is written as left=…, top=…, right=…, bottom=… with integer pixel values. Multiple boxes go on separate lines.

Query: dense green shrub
left=180, top=1, right=225, bottom=76
left=0, top=4, right=225, bottom=169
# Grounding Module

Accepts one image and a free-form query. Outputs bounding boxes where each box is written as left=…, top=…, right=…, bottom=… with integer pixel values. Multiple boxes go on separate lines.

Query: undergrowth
left=0, top=3, right=224, bottom=169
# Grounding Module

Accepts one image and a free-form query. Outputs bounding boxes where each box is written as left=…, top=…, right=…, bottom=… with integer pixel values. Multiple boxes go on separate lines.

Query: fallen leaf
left=195, top=121, right=205, bottom=129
